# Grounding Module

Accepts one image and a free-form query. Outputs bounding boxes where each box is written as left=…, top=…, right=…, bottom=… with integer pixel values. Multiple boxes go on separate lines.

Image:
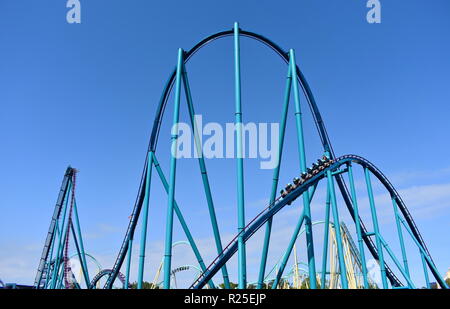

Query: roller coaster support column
left=272, top=211, right=305, bottom=289
left=321, top=190, right=331, bottom=288
left=70, top=220, right=89, bottom=287
left=35, top=167, right=74, bottom=288
left=378, top=236, right=415, bottom=288
left=290, top=49, right=317, bottom=288
left=364, top=168, right=388, bottom=289
left=50, top=180, right=72, bottom=289
left=73, top=200, right=90, bottom=287
left=52, top=221, right=70, bottom=288
left=420, top=252, right=430, bottom=288
left=44, top=224, right=58, bottom=288
left=347, top=163, right=369, bottom=288
left=137, top=151, right=154, bottom=289
left=124, top=235, right=133, bottom=289
left=326, top=167, right=348, bottom=289
left=398, top=217, right=448, bottom=288
left=153, top=154, right=215, bottom=288
left=234, top=22, right=246, bottom=289
left=272, top=185, right=319, bottom=289
left=182, top=62, right=230, bottom=288
left=391, top=198, right=410, bottom=284
left=258, top=64, right=292, bottom=289
left=164, top=48, right=184, bottom=289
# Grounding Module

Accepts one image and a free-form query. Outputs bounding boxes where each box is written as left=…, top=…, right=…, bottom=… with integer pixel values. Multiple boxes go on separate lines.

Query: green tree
left=128, top=281, right=159, bottom=289
left=218, top=282, right=238, bottom=289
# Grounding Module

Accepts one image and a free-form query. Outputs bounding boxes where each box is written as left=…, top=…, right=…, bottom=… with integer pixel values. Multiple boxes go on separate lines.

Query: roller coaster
left=34, top=23, right=448, bottom=289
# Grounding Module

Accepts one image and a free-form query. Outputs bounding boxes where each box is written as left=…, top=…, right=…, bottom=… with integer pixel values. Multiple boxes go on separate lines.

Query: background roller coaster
left=35, top=23, right=448, bottom=289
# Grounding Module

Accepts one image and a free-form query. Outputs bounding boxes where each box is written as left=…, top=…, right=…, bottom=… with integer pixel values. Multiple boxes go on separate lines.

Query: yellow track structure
left=292, top=245, right=300, bottom=289
left=328, top=222, right=365, bottom=289
left=289, top=222, right=365, bottom=289
left=150, top=224, right=366, bottom=289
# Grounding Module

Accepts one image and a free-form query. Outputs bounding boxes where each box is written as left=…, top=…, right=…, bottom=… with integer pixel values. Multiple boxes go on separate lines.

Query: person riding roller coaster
left=279, top=156, right=333, bottom=200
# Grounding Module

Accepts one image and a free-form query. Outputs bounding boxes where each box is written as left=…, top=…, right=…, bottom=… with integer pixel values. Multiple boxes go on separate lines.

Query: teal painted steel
left=259, top=222, right=324, bottom=286
left=104, top=27, right=441, bottom=290
left=271, top=211, right=306, bottom=288
left=43, top=222, right=58, bottom=288
left=50, top=180, right=73, bottom=289
left=72, top=201, right=90, bottom=287
left=136, top=154, right=448, bottom=289
left=270, top=184, right=320, bottom=289
left=420, top=252, right=430, bottom=289
left=391, top=198, right=410, bottom=282
left=53, top=221, right=70, bottom=289
left=364, top=168, right=388, bottom=289
left=182, top=64, right=230, bottom=288
left=35, top=167, right=74, bottom=288
left=163, top=48, right=185, bottom=289
left=326, top=169, right=348, bottom=289
left=39, top=26, right=445, bottom=290
left=379, top=236, right=415, bottom=288
left=153, top=151, right=215, bottom=289
left=124, top=236, right=133, bottom=289
left=289, top=49, right=317, bottom=289
left=321, top=191, right=331, bottom=288
left=347, top=163, right=369, bottom=288
left=137, top=151, right=154, bottom=289
left=257, top=64, right=292, bottom=288
left=69, top=221, right=88, bottom=287
left=234, top=22, right=247, bottom=289
left=398, top=217, right=447, bottom=288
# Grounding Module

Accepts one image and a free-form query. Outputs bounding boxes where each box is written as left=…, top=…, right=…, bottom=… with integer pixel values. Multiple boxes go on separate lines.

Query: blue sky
left=1, top=0, right=449, bottom=288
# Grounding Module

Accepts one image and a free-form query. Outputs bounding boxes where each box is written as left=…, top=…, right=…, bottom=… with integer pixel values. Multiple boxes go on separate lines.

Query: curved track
left=189, top=155, right=443, bottom=289
left=103, top=27, right=440, bottom=289
left=90, top=269, right=126, bottom=289
left=104, top=27, right=336, bottom=288
left=35, top=167, right=75, bottom=288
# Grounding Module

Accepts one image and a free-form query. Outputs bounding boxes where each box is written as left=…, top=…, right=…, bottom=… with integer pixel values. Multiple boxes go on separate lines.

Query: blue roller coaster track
left=35, top=23, right=448, bottom=289
left=188, top=155, right=445, bottom=289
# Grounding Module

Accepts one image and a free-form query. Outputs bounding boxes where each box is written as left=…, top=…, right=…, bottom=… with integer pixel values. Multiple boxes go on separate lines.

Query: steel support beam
left=234, top=22, right=246, bottom=289
left=163, top=48, right=185, bottom=289
left=258, top=65, right=292, bottom=288
left=364, top=168, right=388, bottom=289
left=326, top=169, right=348, bottom=289
left=290, top=49, right=317, bottom=288
left=137, top=151, right=154, bottom=289
left=182, top=63, right=230, bottom=288
left=347, top=163, right=369, bottom=288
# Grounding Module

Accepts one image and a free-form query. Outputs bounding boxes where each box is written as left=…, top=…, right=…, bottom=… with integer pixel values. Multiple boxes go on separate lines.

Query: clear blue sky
left=1, top=0, right=449, bottom=287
